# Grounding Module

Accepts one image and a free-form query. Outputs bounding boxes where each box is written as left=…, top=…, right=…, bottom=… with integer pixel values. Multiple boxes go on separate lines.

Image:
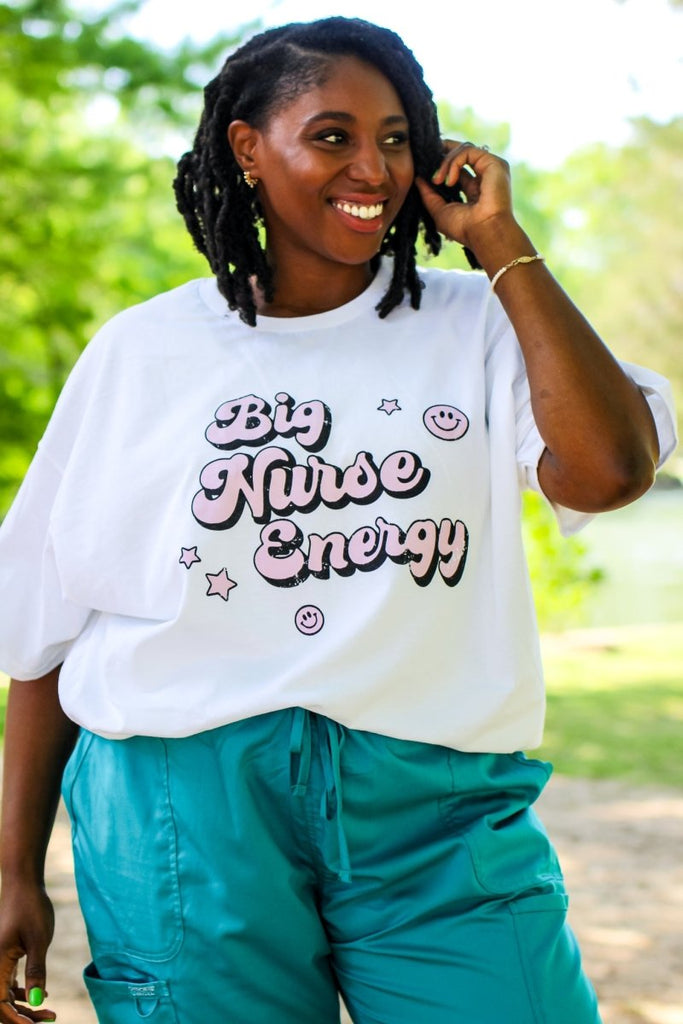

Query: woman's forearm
left=418, top=151, right=661, bottom=513
left=476, top=217, right=660, bottom=511
left=1, top=669, right=79, bottom=884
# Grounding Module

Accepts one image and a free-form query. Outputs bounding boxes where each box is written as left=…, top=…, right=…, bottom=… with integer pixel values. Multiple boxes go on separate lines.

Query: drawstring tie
left=289, top=708, right=352, bottom=884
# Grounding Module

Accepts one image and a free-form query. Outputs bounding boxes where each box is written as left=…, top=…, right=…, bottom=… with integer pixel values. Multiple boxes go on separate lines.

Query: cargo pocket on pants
left=508, top=894, right=601, bottom=1022
left=84, top=964, right=179, bottom=1023
left=457, top=754, right=564, bottom=899
left=62, top=731, right=183, bottom=962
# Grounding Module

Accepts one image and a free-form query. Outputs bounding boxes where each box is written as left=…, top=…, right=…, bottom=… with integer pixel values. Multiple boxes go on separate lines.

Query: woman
left=0, top=17, right=676, bottom=1024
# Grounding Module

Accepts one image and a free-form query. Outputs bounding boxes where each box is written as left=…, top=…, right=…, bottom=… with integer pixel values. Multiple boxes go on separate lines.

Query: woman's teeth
left=333, top=201, right=384, bottom=220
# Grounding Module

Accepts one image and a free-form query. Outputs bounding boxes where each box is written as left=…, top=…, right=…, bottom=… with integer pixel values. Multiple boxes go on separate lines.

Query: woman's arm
left=417, top=145, right=660, bottom=513
left=0, top=668, right=78, bottom=1021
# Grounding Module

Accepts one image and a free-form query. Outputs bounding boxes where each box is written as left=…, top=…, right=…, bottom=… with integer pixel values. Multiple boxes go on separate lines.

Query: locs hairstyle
left=174, top=17, right=479, bottom=326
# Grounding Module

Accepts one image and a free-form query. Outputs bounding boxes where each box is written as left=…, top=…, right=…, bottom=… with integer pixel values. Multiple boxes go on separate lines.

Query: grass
left=1, top=622, right=681, bottom=788
left=536, top=622, right=683, bottom=788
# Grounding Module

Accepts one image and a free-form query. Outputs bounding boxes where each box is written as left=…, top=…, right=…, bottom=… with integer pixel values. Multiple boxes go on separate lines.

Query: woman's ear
left=228, top=120, right=261, bottom=177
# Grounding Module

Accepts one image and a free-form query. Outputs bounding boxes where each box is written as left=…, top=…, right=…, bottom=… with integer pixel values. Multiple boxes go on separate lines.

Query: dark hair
left=174, top=17, right=479, bottom=326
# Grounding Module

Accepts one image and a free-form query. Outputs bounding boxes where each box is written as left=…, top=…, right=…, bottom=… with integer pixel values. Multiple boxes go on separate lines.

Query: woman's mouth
left=331, top=199, right=385, bottom=221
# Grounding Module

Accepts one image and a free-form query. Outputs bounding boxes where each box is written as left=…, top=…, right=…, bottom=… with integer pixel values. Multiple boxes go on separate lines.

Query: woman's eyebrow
left=303, top=111, right=409, bottom=127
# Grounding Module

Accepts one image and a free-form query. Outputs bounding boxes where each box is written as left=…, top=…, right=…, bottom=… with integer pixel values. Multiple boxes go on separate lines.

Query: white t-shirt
left=0, top=262, right=676, bottom=749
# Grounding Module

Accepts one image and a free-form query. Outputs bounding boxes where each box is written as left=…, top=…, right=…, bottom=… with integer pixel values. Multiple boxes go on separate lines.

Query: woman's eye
left=317, top=131, right=346, bottom=144
left=384, top=132, right=409, bottom=146
left=314, top=129, right=408, bottom=147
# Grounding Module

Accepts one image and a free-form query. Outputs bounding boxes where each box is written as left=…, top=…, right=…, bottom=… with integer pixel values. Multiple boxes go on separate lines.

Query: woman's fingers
left=414, top=176, right=446, bottom=218
left=0, top=992, right=56, bottom=1023
left=0, top=986, right=55, bottom=1023
left=0, top=890, right=56, bottom=1023
left=431, top=140, right=495, bottom=188
left=417, top=139, right=515, bottom=250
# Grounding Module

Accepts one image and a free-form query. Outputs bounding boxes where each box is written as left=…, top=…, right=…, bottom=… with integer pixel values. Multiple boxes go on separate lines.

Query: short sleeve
left=0, top=311, right=133, bottom=678
left=618, top=360, right=678, bottom=468
left=0, top=443, right=93, bottom=681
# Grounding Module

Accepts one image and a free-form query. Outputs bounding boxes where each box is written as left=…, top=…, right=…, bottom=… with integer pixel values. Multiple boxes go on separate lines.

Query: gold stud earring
left=243, top=170, right=258, bottom=189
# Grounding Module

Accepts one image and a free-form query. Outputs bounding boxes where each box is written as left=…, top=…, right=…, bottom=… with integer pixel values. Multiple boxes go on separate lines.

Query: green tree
left=533, top=117, right=683, bottom=441
left=0, top=0, right=253, bottom=512
left=1, top=0, right=235, bottom=121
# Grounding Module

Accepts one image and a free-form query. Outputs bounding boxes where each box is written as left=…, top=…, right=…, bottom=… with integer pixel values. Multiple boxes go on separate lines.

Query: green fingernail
left=28, top=987, right=44, bottom=1007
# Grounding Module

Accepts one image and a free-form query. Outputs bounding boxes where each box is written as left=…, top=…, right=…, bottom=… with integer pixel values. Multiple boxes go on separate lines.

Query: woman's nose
left=347, top=142, right=387, bottom=185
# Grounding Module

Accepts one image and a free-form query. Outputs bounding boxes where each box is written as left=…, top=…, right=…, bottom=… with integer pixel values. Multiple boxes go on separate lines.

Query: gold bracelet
left=490, top=253, right=545, bottom=292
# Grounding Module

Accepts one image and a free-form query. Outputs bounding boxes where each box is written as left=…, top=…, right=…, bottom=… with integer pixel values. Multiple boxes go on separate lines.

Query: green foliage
left=0, top=92, right=207, bottom=511
left=527, top=117, right=683, bottom=440
left=1, top=0, right=240, bottom=122
left=436, top=100, right=511, bottom=154
left=522, top=492, right=604, bottom=630
left=0, top=0, right=254, bottom=513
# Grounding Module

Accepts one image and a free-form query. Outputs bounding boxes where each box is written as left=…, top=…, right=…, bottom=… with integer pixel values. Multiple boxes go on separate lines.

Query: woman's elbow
left=540, top=443, right=658, bottom=513
left=596, top=449, right=657, bottom=510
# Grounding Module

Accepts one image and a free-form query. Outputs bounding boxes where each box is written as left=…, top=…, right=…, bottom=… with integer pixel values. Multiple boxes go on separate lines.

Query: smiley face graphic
left=295, top=605, right=325, bottom=635
left=423, top=404, right=469, bottom=441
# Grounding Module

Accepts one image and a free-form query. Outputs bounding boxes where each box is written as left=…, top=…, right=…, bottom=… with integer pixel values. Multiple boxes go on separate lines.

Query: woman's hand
left=415, top=141, right=516, bottom=257
left=0, top=671, right=77, bottom=1024
left=0, top=882, right=55, bottom=1022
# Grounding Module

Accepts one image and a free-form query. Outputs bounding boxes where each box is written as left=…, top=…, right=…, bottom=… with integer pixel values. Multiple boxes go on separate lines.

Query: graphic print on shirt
left=378, top=398, right=401, bottom=415
left=205, top=392, right=332, bottom=453
left=205, top=567, right=238, bottom=601
left=295, top=605, right=325, bottom=635
left=183, top=392, right=470, bottom=616
left=423, top=404, right=469, bottom=441
left=179, top=546, right=201, bottom=569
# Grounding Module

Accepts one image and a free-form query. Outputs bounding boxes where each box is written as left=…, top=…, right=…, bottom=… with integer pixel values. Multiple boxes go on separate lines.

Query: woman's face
left=236, top=56, right=415, bottom=276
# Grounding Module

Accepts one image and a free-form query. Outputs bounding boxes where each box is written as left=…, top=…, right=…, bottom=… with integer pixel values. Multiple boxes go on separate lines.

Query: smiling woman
left=225, top=56, right=415, bottom=314
left=0, top=15, right=677, bottom=1024
left=173, top=18, right=480, bottom=325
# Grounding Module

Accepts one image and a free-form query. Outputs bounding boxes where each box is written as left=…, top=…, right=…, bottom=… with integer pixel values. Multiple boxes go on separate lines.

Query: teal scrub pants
left=62, top=708, right=601, bottom=1023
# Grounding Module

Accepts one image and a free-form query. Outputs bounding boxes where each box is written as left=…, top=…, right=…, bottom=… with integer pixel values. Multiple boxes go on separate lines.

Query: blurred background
left=0, top=1, right=681, bottom=1022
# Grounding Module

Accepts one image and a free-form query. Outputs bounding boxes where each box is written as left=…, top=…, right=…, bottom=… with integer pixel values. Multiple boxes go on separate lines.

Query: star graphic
left=378, top=398, right=401, bottom=415
left=205, top=568, right=238, bottom=601
left=179, top=546, right=201, bottom=569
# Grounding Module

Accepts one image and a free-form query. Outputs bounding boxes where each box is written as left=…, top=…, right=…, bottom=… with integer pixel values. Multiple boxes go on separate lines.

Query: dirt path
left=44, top=776, right=682, bottom=1024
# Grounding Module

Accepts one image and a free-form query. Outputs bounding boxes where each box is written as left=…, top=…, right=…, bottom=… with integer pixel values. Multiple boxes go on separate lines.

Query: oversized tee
left=0, top=262, right=676, bottom=749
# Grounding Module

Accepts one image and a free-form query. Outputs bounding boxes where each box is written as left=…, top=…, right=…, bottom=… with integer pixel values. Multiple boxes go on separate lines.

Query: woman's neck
left=253, top=257, right=375, bottom=318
